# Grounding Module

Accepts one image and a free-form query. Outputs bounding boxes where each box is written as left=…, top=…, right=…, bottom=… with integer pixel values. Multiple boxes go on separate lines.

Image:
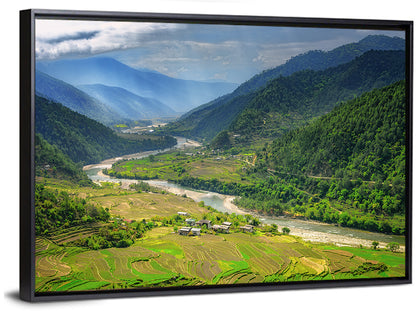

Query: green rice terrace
left=35, top=178, right=405, bottom=293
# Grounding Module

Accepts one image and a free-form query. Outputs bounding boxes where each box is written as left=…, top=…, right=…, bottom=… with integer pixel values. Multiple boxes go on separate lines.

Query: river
left=83, top=137, right=405, bottom=250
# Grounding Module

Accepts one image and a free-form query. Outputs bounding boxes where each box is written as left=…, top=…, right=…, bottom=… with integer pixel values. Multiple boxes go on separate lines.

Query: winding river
left=83, top=137, right=405, bottom=249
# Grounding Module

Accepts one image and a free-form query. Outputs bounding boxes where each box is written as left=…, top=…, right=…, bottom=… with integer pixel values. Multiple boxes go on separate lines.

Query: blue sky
left=36, top=19, right=404, bottom=83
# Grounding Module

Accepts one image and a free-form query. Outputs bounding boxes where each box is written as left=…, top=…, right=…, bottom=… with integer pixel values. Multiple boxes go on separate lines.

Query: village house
left=212, top=224, right=230, bottom=233
left=222, top=221, right=232, bottom=227
left=185, top=218, right=196, bottom=226
left=240, top=225, right=254, bottom=233
left=177, top=212, right=189, bottom=216
left=196, top=219, right=212, bottom=229
left=191, top=228, right=201, bottom=236
left=178, top=227, right=192, bottom=236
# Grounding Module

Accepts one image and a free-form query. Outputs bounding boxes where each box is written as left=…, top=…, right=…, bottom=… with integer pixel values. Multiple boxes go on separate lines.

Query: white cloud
left=35, top=19, right=184, bottom=59
left=35, top=20, right=405, bottom=83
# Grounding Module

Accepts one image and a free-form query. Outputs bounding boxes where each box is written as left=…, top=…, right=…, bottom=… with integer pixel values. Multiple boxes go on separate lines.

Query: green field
left=36, top=226, right=405, bottom=292
left=105, top=150, right=254, bottom=184
left=35, top=179, right=406, bottom=293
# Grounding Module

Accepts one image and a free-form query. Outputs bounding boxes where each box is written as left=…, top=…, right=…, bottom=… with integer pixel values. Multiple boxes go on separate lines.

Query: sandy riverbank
left=83, top=149, right=162, bottom=171
left=83, top=137, right=201, bottom=172
left=287, top=227, right=404, bottom=251
left=180, top=139, right=201, bottom=149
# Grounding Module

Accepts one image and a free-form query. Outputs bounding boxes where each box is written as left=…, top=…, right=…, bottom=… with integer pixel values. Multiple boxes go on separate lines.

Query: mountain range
left=35, top=70, right=124, bottom=125
left=36, top=57, right=238, bottom=113
left=35, top=34, right=404, bottom=132
left=77, top=84, right=176, bottom=120
left=165, top=35, right=405, bottom=142
left=243, top=34, right=405, bottom=93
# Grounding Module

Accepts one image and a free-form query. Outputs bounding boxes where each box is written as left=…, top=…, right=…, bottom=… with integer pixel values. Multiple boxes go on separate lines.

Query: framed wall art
left=20, top=9, right=413, bottom=301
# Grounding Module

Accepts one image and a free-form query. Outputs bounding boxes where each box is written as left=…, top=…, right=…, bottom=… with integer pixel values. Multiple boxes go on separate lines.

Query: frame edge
left=20, top=9, right=35, bottom=302
left=20, top=9, right=413, bottom=301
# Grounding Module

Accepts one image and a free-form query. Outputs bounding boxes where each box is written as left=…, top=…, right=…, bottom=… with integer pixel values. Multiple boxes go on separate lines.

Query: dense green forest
left=35, top=134, right=93, bottom=185
left=165, top=50, right=405, bottom=142
left=35, top=95, right=177, bottom=164
left=35, top=184, right=110, bottom=235
left=251, top=80, right=407, bottom=234
left=35, top=184, right=155, bottom=249
left=262, top=80, right=406, bottom=180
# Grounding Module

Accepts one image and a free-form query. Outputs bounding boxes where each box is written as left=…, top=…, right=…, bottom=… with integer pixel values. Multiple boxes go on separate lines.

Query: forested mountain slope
left=167, top=50, right=405, bottom=142
left=35, top=96, right=176, bottom=164
left=262, top=80, right=406, bottom=183
left=229, top=50, right=405, bottom=138
left=35, top=134, right=92, bottom=185
left=248, top=34, right=404, bottom=89
left=165, top=35, right=404, bottom=140
left=248, top=80, right=407, bottom=233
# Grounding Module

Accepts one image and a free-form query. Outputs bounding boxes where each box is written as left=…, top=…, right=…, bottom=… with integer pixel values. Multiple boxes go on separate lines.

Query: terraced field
left=92, top=191, right=208, bottom=220
left=47, top=224, right=102, bottom=245
left=35, top=227, right=406, bottom=292
left=35, top=179, right=406, bottom=293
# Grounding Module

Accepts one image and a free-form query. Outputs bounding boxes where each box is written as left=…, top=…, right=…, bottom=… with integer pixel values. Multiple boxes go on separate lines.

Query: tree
left=372, top=241, right=379, bottom=250
left=282, top=227, right=291, bottom=235
left=387, top=242, right=400, bottom=253
left=251, top=218, right=261, bottom=226
left=210, top=131, right=231, bottom=149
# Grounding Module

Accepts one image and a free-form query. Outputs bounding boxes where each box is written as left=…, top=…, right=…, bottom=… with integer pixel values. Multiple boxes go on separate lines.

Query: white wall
left=1, top=1, right=414, bottom=310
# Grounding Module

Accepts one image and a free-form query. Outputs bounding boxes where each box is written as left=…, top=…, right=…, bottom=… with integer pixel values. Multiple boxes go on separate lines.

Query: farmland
left=35, top=179, right=405, bottom=292
left=104, top=150, right=255, bottom=184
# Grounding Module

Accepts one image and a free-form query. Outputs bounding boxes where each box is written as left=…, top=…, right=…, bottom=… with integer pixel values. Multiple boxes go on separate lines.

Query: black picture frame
left=20, top=9, right=413, bottom=302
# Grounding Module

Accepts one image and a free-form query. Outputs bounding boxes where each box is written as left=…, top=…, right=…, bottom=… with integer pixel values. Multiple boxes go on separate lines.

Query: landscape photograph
left=34, top=17, right=408, bottom=293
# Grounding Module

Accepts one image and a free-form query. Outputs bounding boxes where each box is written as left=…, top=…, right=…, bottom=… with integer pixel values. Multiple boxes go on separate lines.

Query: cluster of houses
left=177, top=212, right=254, bottom=236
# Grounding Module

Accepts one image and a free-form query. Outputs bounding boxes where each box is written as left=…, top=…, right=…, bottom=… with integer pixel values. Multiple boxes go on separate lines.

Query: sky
left=35, top=19, right=404, bottom=84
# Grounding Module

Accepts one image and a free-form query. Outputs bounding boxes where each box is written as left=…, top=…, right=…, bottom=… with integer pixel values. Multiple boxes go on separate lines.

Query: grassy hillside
left=35, top=95, right=177, bottom=164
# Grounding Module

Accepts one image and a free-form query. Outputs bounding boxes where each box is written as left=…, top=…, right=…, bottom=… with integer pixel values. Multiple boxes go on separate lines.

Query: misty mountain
left=35, top=70, right=123, bottom=125
left=36, top=57, right=238, bottom=113
left=78, top=84, right=177, bottom=120
left=245, top=34, right=405, bottom=92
